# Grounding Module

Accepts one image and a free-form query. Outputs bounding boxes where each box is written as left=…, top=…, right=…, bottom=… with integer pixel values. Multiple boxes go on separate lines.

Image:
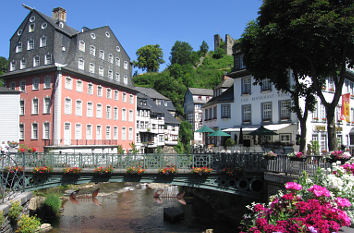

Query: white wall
left=0, top=94, right=20, bottom=143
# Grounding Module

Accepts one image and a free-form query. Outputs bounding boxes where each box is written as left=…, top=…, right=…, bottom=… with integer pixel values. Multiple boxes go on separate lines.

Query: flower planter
left=289, top=157, right=307, bottom=162
left=263, top=156, right=276, bottom=160
left=326, top=158, right=350, bottom=165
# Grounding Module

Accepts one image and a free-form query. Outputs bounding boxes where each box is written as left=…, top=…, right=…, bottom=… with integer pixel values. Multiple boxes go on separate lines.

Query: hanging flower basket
left=94, top=166, right=113, bottom=176
left=63, top=167, right=82, bottom=176
left=263, top=151, right=277, bottom=160
left=159, top=166, right=176, bottom=175
left=288, top=152, right=307, bottom=161
left=191, top=167, right=213, bottom=176
left=126, top=166, right=145, bottom=175
left=326, top=151, right=351, bottom=164
left=33, top=166, right=52, bottom=176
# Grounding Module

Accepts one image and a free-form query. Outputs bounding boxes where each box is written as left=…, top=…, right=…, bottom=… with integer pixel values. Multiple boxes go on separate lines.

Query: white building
left=0, top=87, right=20, bottom=143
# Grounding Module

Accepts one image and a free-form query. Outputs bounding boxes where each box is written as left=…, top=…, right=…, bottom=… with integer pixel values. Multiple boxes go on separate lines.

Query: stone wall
left=0, top=192, right=33, bottom=233
left=213, top=34, right=235, bottom=56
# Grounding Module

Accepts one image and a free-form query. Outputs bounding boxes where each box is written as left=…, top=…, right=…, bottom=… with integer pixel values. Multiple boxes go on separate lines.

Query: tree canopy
left=199, top=41, right=209, bottom=56
left=0, top=57, right=8, bottom=86
left=240, top=0, right=354, bottom=151
left=133, top=44, right=165, bottom=72
left=170, top=41, right=198, bottom=66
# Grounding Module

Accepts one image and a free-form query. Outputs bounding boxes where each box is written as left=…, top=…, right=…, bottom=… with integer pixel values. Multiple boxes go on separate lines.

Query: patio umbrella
left=195, top=125, right=215, bottom=133
left=239, top=127, right=244, bottom=145
left=209, top=130, right=231, bottom=149
left=249, top=126, right=278, bottom=136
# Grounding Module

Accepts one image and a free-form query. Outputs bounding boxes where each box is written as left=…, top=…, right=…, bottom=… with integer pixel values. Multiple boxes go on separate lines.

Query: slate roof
left=188, top=88, right=213, bottom=96
left=135, top=87, right=169, bottom=100
left=215, top=78, right=234, bottom=89
left=203, top=84, right=234, bottom=108
left=0, top=86, right=20, bottom=94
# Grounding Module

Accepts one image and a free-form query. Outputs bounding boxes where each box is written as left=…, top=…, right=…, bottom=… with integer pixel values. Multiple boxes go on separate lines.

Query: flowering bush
left=18, top=148, right=25, bottom=153
left=159, top=166, right=176, bottom=175
left=33, top=166, right=52, bottom=174
left=329, top=150, right=351, bottom=161
left=7, top=141, right=18, bottom=148
left=126, top=166, right=145, bottom=175
left=263, top=151, right=277, bottom=159
left=63, top=167, right=81, bottom=175
left=94, top=166, right=113, bottom=175
left=5, top=166, right=23, bottom=173
left=191, top=167, right=213, bottom=175
left=287, top=151, right=306, bottom=160
left=27, top=147, right=37, bottom=153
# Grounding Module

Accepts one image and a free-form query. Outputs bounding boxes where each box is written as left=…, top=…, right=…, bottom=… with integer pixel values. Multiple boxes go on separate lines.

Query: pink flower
left=254, top=204, right=265, bottom=212
left=307, top=185, right=330, bottom=198
left=285, top=182, right=302, bottom=191
left=336, top=197, right=351, bottom=208
left=296, top=152, right=304, bottom=158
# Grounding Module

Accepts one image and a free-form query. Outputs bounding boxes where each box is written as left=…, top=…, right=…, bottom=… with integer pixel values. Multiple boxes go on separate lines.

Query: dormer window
left=20, top=58, right=26, bottom=69
left=78, top=58, right=84, bottom=70
left=17, top=29, right=23, bottom=36
left=90, top=33, right=96, bottom=39
left=29, top=16, right=35, bottom=22
left=59, top=22, right=64, bottom=28
left=105, top=31, right=110, bottom=38
left=124, top=61, right=128, bottom=70
left=108, top=70, right=113, bottom=79
left=29, top=23, right=35, bottom=32
left=115, top=57, right=120, bottom=67
left=79, top=40, right=85, bottom=52
left=108, top=54, right=113, bottom=64
left=27, top=39, right=34, bottom=50
left=41, top=23, right=47, bottom=29
left=89, top=63, right=95, bottom=73
left=40, top=36, right=47, bottom=47
left=115, top=72, right=120, bottom=82
left=33, top=56, right=40, bottom=67
left=45, top=54, right=52, bottom=65
left=116, top=46, right=120, bottom=52
left=10, top=60, right=16, bottom=71
left=99, top=66, right=104, bottom=77
left=89, top=45, right=95, bottom=56
left=124, top=74, right=128, bottom=85
left=99, top=50, right=104, bottom=60
left=16, top=42, right=22, bottom=53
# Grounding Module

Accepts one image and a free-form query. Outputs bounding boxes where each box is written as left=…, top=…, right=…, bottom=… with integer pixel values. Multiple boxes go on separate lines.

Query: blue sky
left=0, top=0, right=262, bottom=72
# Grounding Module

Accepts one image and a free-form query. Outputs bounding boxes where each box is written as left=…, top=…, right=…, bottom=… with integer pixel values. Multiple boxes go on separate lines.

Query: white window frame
left=75, top=100, right=82, bottom=116
left=40, top=36, right=47, bottom=47
left=86, top=124, right=92, bottom=140
left=262, top=102, right=272, bottom=122
left=124, top=75, right=128, bottom=85
left=89, top=45, right=96, bottom=56
left=33, top=55, right=40, bottom=67
left=20, top=80, right=26, bottom=92
left=116, top=57, right=120, bottom=67
left=76, top=80, right=83, bottom=92
left=113, top=107, right=118, bottom=120
left=108, top=70, right=113, bottom=79
left=10, top=60, right=16, bottom=71
left=45, top=54, right=52, bottom=65
left=279, top=100, right=291, bottom=120
left=99, top=50, right=104, bottom=60
left=122, top=108, right=127, bottom=121
left=242, top=77, right=251, bottom=94
left=122, top=127, right=126, bottom=140
left=123, top=93, right=127, bottom=102
left=106, top=105, right=111, bottom=119
left=29, top=23, right=35, bottom=32
left=113, top=126, right=118, bottom=140
left=27, top=39, right=34, bottom=50
left=20, top=100, right=25, bottom=115
left=106, top=126, right=111, bottom=140
left=19, top=123, right=24, bottom=140
left=115, top=72, right=120, bottom=82
left=32, top=78, right=40, bottom=90
left=96, top=125, right=102, bottom=140
left=43, top=97, right=51, bottom=114
left=20, top=58, right=26, bottom=69
left=129, top=94, right=134, bottom=104
left=128, top=127, right=133, bottom=140
left=87, top=102, right=93, bottom=117
left=79, top=40, right=85, bottom=52
left=87, top=83, right=93, bottom=95
left=129, top=110, right=133, bottom=122
left=31, top=123, right=38, bottom=140
left=16, top=42, right=22, bottom=53
left=124, top=61, right=128, bottom=70
left=108, top=54, right=113, bottom=64
left=43, top=122, right=50, bottom=139
left=106, top=88, right=112, bottom=99
left=64, top=97, right=72, bottom=114
left=99, top=66, right=104, bottom=77
left=96, top=104, right=102, bottom=118
left=114, top=90, right=119, bottom=100
left=32, top=98, right=39, bottom=115
left=89, top=63, right=95, bottom=73
left=75, top=123, right=82, bottom=140
left=97, top=85, right=103, bottom=97
left=78, top=58, right=84, bottom=70
left=65, top=77, right=72, bottom=90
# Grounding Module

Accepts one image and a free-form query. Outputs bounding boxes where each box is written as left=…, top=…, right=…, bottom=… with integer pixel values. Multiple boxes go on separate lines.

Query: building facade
left=0, top=87, right=20, bottom=144
left=2, top=6, right=136, bottom=153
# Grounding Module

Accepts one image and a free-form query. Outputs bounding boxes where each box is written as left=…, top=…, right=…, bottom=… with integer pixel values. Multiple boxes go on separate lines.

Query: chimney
left=52, top=7, right=66, bottom=22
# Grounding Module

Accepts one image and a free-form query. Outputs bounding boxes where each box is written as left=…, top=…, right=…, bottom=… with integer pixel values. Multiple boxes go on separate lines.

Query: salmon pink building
left=2, top=6, right=136, bottom=153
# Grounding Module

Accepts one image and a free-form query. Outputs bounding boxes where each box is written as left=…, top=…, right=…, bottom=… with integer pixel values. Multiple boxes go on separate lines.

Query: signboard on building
left=341, top=93, right=350, bottom=123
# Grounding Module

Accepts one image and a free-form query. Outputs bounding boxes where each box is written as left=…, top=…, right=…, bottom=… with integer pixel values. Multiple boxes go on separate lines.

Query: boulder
left=28, top=196, right=45, bottom=211
left=36, top=223, right=52, bottom=233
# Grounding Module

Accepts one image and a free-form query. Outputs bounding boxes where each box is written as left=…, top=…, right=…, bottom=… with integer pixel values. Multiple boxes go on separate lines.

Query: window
left=32, top=98, right=39, bottom=115
left=261, top=79, right=272, bottom=92
left=242, top=77, right=251, bottom=94
left=320, top=104, right=326, bottom=120
left=89, top=63, right=95, bottom=73
left=16, top=42, right=22, bottom=53
left=262, top=102, right=272, bottom=122
left=20, top=80, right=26, bottom=91
left=124, top=75, right=128, bottom=85
left=96, top=104, right=102, bottom=118
left=78, top=58, right=84, bottom=70
left=10, top=60, right=16, bottom=71
left=86, top=125, right=92, bottom=140
left=10, top=82, right=16, bottom=90
left=113, top=127, right=118, bottom=140
left=31, top=123, right=38, bottom=139
left=106, top=105, right=111, bottom=119
left=20, top=58, right=26, bottom=69
left=129, top=110, right=133, bottom=122
left=64, top=98, right=72, bottom=114
left=106, top=126, right=111, bottom=139
left=113, top=107, right=118, bottom=120
left=114, top=90, right=119, bottom=100
left=116, top=46, right=121, bottom=52
left=27, top=39, right=34, bottom=50
left=29, top=16, right=35, bottom=22
left=90, top=33, right=96, bottom=39
left=108, top=54, right=113, bottom=64
left=41, top=23, right=47, bottom=29
left=242, top=105, right=251, bottom=123
left=89, top=45, right=95, bottom=56
left=221, top=104, right=231, bottom=118
left=20, top=100, right=24, bottom=115
left=75, top=100, right=82, bottom=116
left=124, top=61, right=128, bottom=70
left=115, top=57, right=120, bottom=66
left=105, top=31, right=110, bottom=38
left=97, top=86, right=103, bottom=96
left=129, top=94, right=134, bottom=104
left=65, top=77, right=72, bottom=89
left=280, top=134, right=291, bottom=143
left=43, top=122, right=50, bottom=139
left=129, top=128, right=133, bottom=140
left=75, top=124, right=82, bottom=140
left=107, top=88, right=112, bottom=99
left=17, top=29, right=23, bottom=36
left=43, top=97, right=51, bottom=114
left=79, top=40, right=85, bottom=52
left=45, top=54, right=52, bottom=65
left=99, top=50, right=104, bottom=60
left=40, top=36, right=46, bottom=47
left=115, top=73, right=120, bottom=82
left=19, top=124, right=24, bottom=140
left=205, top=109, right=209, bottom=121
left=87, top=102, right=93, bottom=117
left=279, top=100, right=291, bottom=120
left=235, top=54, right=245, bottom=70
left=99, top=66, right=104, bottom=77
left=76, top=80, right=83, bottom=92
left=123, top=93, right=127, bottom=102
left=122, top=127, right=126, bottom=140
left=122, top=109, right=127, bottom=121
left=108, top=70, right=113, bottom=79
left=44, top=76, right=51, bottom=89
left=213, top=106, right=217, bottom=119
left=32, top=78, right=40, bottom=90
left=87, top=83, right=93, bottom=95
left=96, top=125, right=102, bottom=140
left=29, top=23, right=35, bottom=32
left=33, top=56, right=40, bottom=67
left=320, top=134, right=327, bottom=152
left=59, top=22, right=64, bottom=28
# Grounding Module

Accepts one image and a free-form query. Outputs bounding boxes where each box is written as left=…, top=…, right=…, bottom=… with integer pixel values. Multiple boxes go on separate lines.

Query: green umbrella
left=196, top=125, right=215, bottom=133
left=249, top=126, right=278, bottom=136
left=208, top=130, right=231, bottom=137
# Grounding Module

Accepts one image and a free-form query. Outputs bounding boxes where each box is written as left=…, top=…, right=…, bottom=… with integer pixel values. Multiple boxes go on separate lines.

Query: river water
left=49, top=183, right=236, bottom=233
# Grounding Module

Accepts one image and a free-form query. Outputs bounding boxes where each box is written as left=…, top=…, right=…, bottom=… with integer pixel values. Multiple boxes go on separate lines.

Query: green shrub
left=43, top=193, right=62, bottom=214
left=8, top=201, right=22, bottom=221
left=0, top=210, right=4, bottom=226
left=16, top=214, right=41, bottom=233
left=224, top=138, right=235, bottom=148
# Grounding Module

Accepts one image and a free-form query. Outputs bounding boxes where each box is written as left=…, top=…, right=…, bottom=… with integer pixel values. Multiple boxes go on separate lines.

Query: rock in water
left=163, top=207, right=184, bottom=223
left=37, top=223, right=52, bottom=232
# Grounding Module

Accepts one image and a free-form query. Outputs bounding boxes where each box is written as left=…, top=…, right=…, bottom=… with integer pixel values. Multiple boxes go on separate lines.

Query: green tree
left=212, top=47, right=225, bottom=59
left=199, top=40, right=209, bottom=56
left=0, top=57, right=8, bottom=86
left=178, top=121, right=193, bottom=154
left=241, top=0, right=354, bottom=151
left=170, top=41, right=196, bottom=66
left=133, top=44, right=165, bottom=72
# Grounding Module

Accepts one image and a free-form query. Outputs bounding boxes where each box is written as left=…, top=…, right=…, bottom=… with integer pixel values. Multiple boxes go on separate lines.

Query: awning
left=223, top=123, right=291, bottom=133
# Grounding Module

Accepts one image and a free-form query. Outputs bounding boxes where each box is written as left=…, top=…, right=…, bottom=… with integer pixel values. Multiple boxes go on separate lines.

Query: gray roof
left=34, top=9, right=79, bottom=37
left=188, top=88, right=213, bottom=96
left=215, top=78, right=234, bottom=89
left=0, top=86, right=20, bottom=94
left=203, top=84, right=234, bottom=107
left=135, top=87, right=169, bottom=100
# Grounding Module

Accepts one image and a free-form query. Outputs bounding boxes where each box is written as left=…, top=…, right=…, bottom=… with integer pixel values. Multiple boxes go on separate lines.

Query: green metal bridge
left=0, top=152, right=330, bottom=203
